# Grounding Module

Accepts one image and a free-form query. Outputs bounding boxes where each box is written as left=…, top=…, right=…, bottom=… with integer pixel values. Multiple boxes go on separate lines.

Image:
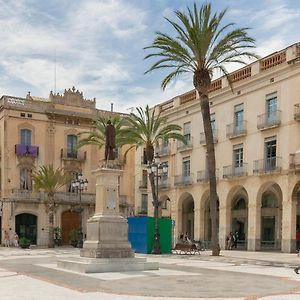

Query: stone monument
left=58, top=121, right=158, bottom=273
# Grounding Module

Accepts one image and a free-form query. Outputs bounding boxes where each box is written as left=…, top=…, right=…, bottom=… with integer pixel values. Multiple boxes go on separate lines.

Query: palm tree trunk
left=199, top=94, right=220, bottom=256
left=48, top=196, right=55, bottom=248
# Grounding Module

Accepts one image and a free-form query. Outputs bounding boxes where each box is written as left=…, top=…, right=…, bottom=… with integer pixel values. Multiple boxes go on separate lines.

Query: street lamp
left=71, top=173, right=88, bottom=248
left=147, top=153, right=168, bottom=254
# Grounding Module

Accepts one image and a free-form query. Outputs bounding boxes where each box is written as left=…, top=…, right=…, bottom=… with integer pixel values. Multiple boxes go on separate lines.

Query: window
left=141, top=170, right=148, bottom=187
left=234, top=104, right=244, bottom=132
left=161, top=161, right=168, bottom=183
left=262, top=192, right=278, bottom=208
left=141, top=194, right=148, bottom=213
left=20, top=129, right=31, bottom=145
left=233, top=198, right=246, bottom=210
left=233, top=143, right=243, bottom=167
left=67, top=135, right=77, bottom=158
left=182, top=156, right=190, bottom=178
left=142, top=149, right=148, bottom=164
left=183, top=122, right=191, bottom=143
left=265, top=136, right=276, bottom=170
left=162, top=139, right=169, bottom=149
left=210, top=114, right=216, bottom=131
left=266, top=93, right=277, bottom=122
left=20, top=168, right=32, bottom=190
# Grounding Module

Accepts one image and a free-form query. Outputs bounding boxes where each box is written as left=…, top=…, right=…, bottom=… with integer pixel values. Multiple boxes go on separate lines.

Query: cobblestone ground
left=0, top=247, right=300, bottom=300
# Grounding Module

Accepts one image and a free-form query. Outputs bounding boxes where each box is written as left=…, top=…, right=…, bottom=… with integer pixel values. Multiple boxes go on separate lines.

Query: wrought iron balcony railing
left=139, top=180, right=148, bottom=189
left=253, top=157, right=282, bottom=173
left=15, top=144, right=39, bottom=157
left=61, top=149, right=86, bottom=161
left=156, top=145, right=170, bottom=156
left=199, top=129, right=218, bottom=145
left=197, top=169, right=219, bottom=182
left=257, top=110, right=281, bottom=130
left=174, top=174, right=194, bottom=186
left=226, top=121, right=247, bottom=139
left=177, top=137, right=193, bottom=151
left=158, top=179, right=170, bottom=190
left=295, top=104, right=300, bottom=121
left=223, top=164, right=248, bottom=179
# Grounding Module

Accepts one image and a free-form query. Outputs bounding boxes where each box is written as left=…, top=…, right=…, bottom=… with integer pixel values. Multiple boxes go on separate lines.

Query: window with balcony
left=233, top=144, right=244, bottom=175
left=183, top=122, right=191, bottom=143
left=141, top=194, right=148, bottom=214
left=266, top=93, right=277, bottom=124
left=21, top=129, right=31, bottom=145
left=67, top=135, right=78, bottom=158
left=183, top=156, right=191, bottom=178
left=20, top=168, right=32, bottom=190
left=234, top=104, right=244, bottom=134
left=265, top=136, right=277, bottom=170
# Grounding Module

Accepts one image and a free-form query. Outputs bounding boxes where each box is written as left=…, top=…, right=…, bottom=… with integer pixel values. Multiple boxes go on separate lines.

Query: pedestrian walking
left=13, top=232, right=19, bottom=247
left=294, top=250, right=300, bottom=274
left=4, top=230, right=9, bottom=247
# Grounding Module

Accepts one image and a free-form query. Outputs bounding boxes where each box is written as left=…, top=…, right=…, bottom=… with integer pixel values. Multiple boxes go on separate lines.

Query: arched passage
left=159, top=194, right=171, bottom=218
left=178, top=192, right=194, bottom=240
left=231, top=187, right=248, bottom=249
left=258, top=183, right=282, bottom=250
left=61, top=210, right=80, bottom=245
left=292, top=181, right=300, bottom=249
left=15, top=213, right=37, bottom=244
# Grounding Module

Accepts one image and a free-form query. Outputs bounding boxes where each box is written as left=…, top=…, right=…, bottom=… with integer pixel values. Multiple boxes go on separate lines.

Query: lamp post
left=71, top=173, right=88, bottom=248
left=147, top=153, right=168, bottom=254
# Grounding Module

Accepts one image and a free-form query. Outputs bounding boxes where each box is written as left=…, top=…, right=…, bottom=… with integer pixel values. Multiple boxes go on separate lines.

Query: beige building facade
left=0, top=87, right=135, bottom=246
left=135, top=42, right=300, bottom=253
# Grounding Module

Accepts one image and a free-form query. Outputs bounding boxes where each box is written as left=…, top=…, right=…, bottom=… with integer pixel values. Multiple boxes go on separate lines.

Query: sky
left=0, top=0, right=300, bottom=113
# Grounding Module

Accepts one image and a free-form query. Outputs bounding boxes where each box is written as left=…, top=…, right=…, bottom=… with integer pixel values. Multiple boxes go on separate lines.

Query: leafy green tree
left=144, top=2, right=258, bottom=255
left=32, top=165, right=70, bottom=248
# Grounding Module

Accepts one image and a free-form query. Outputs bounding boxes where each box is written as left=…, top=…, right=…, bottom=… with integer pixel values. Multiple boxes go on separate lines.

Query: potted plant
left=19, top=237, right=30, bottom=249
left=69, top=229, right=80, bottom=247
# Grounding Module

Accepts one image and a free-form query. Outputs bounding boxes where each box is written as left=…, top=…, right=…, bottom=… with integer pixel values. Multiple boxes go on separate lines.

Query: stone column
left=80, top=167, right=134, bottom=258
left=282, top=196, right=296, bottom=253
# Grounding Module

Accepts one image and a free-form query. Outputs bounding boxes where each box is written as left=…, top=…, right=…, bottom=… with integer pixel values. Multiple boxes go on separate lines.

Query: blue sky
left=0, top=0, right=300, bottom=113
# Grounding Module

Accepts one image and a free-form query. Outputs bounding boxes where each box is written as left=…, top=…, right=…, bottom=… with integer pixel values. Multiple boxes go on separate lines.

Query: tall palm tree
left=32, top=165, right=70, bottom=248
left=144, top=2, right=258, bottom=255
left=122, top=105, right=185, bottom=253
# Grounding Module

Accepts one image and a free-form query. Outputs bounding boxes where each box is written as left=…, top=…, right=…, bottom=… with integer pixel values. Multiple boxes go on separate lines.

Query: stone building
left=0, top=87, right=135, bottom=246
left=135, top=42, right=300, bottom=252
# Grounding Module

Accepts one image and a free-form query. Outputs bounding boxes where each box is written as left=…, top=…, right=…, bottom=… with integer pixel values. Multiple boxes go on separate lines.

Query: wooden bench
left=172, top=243, right=201, bottom=255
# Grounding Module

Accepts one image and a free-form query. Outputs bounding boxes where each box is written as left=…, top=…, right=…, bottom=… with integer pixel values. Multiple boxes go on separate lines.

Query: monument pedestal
left=58, top=167, right=158, bottom=273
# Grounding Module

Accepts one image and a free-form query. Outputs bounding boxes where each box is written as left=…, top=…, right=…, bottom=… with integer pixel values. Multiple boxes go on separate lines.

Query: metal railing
left=199, top=129, right=218, bottom=145
left=197, top=169, right=219, bottom=182
left=156, top=145, right=170, bottom=156
left=139, top=180, right=148, bottom=189
left=61, top=149, right=86, bottom=161
left=174, top=174, right=194, bottom=186
left=158, top=179, right=170, bottom=190
left=253, top=157, right=282, bottom=173
left=15, top=144, right=39, bottom=157
left=226, top=121, right=247, bottom=138
left=295, top=104, right=300, bottom=121
left=136, top=206, right=148, bottom=215
left=257, top=110, right=281, bottom=129
left=223, top=164, right=248, bottom=179
left=177, top=137, right=193, bottom=151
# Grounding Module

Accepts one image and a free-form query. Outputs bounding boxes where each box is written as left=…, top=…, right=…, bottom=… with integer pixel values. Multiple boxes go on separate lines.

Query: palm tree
left=144, top=2, right=258, bottom=255
left=122, top=105, right=185, bottom=253
left=32, top=165, right=70, bottom=248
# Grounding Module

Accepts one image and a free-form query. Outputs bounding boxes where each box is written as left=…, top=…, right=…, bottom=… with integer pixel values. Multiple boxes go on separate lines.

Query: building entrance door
left=61, top=211, right=80, bottom=245
left=15, top=213, right=37, bottom=244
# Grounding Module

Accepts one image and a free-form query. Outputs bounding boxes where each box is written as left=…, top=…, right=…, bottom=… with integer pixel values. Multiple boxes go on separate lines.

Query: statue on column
left=105, top=120, right=116, bottom=161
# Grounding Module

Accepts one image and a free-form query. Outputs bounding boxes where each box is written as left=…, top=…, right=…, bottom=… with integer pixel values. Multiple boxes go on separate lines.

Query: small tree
left=32, top=165, right=70, bottom=248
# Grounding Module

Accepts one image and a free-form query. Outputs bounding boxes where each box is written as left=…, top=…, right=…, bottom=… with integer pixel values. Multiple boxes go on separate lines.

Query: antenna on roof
left=111, top=103, right=114, bottom=112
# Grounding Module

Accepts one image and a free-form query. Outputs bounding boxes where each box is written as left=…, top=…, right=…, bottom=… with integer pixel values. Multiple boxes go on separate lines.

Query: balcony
left=290, top=152, right=300, bottom=171
left=11, top=189, right=41, bottom=202
left=177, top=137, right=193, bottom=151
left=197, top=169, right=219, bottom=182
left=158, top=179, right=170, bottom=190
left=174, top=174, right=194, bottom=186
left=136, top=206, right=148, bottom=215
left=139, top=180, right=148, bottom=189
left=200, top=129, right=218, bottom=145
left=253, top=157, right=282, bottom=174
left=156, top=145, right=170, bottom=156
left=295, top=104, right=300, bottom=121
left=257, top=110, right=281, bottom=130
left=226, top=121, right=247, bottom=139
left=61, top=149, right=86, bottom=161
left=223, top=164, right=248, bottom=179
left=15, top=144, right=39, bottom=157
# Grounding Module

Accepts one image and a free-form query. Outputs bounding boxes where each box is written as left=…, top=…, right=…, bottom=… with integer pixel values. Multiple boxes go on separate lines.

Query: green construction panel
left=146, top=217, right=172, bottom=254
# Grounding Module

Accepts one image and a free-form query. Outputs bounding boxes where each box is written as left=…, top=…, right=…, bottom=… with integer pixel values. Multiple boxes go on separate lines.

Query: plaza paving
left=0, top=247, right=300, bottom=299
